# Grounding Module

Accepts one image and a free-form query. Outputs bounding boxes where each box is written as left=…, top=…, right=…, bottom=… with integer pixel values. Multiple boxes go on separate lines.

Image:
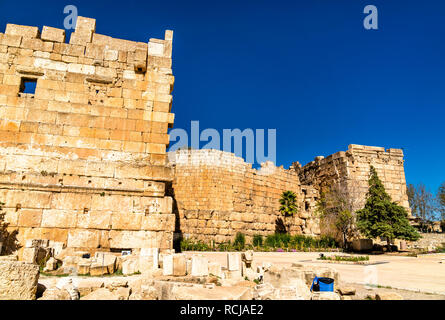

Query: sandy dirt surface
left=185, top=251, right=445, bottom=296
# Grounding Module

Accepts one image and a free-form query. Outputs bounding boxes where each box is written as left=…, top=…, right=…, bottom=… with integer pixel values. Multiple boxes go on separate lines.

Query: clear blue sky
left=1, top=0, right=444, bottom=194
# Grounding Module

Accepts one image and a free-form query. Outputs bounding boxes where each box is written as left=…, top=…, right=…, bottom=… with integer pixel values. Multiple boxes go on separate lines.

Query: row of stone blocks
left=162, top=252, right=251, bottom=279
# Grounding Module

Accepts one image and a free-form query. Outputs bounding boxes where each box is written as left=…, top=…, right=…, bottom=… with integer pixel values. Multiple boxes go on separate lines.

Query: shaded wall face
left=0, top=18, right=176, bottom=254
left=170, top=150, right=320, bottom=244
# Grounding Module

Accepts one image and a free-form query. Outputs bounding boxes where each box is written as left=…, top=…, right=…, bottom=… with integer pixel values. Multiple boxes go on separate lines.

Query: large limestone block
left=81, top=287, right=130, bottom=300
left=163, top=254, right=173, bottom=276
left=5, top=24, right=39, bottom=38
left=311, top=292, right=341, bottom=300
left=77, top=278, right=104, bottom=296
left=227, top=253, right=241, bottom=271
left=43, top=257, right=58, bottom=272
left=39, top=287, right=71, bottom=300
left=67, top=229, right=100, bottom=248
left=108, top=230, right=157, bottom=249
left=173, top=254, right=186, bottom=276
left=171, top=285, right=252, bottom=300
left=41, top=26, right=65, bottom=43
left=0, top=260, right=39, bottom=300
left=264, top=264, right=339, bottom=290
left=94, top=252, right=117, bottom=274
left=208, top=262, right=222, bottom=278
left=122, top=256, right=139, bottom=275
left=140, top=248, right=159, bottom=269
left=375, top=292, right=403, bottom=300
left=191, top=256, right=209, bottom=277
left=352, top=239, right=373, bottom=252
left=138, top=255, right=155, bottom=275
left=89, top=264, right=109, bottom=276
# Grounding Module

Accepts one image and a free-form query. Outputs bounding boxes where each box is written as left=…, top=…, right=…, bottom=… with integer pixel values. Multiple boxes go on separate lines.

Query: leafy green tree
left=279, top=191, right=298, bottom=217
left=356, top=166, right=420, bottom=250
left=279, top=191, right=299, bottom=234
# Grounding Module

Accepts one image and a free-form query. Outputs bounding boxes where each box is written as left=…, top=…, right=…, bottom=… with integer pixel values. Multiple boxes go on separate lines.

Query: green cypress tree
left=356, top=166, right=420, bottom=250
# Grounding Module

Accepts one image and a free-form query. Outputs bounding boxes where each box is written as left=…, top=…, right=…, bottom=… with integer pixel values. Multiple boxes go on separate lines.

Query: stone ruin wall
left=170, top=144, right=411, bottom=245
left=0, top=17, right=176, bottom=257
left=169, top=149, right=320, bottom=245
left=296, top=144, right=411, bottom=215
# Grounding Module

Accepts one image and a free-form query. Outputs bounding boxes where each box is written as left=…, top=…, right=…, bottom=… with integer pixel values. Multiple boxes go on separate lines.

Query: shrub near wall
left=180, top=233, right=340, bottom=252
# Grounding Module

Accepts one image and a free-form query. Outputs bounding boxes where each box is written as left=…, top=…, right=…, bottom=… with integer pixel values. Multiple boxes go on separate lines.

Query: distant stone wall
left=169, top=144, right=412, bottom=245
left=0, top=17, right=176, bottom=256
left=169, top=150, right=320, bottom=244
left=408, top=233, right=445, bottom=249
left=296, top=144, right=410, bottom=214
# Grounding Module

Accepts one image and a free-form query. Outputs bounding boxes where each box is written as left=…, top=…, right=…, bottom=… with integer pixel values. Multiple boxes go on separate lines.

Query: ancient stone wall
left=0, top=17, right=176, bottom=256
left=408, top=232, right=445, bottom=250
left=169, top=150, right=320, bottom=244
left=296, top=144, right=410, bottom=214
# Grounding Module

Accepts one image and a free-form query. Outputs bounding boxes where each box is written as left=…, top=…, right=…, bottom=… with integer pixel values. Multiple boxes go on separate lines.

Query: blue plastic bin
left=310, top=277, right=334, bottom=292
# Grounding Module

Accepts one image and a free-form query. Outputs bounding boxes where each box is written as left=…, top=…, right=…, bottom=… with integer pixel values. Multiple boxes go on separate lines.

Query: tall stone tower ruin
left=0, top=17, right=176, bottom=255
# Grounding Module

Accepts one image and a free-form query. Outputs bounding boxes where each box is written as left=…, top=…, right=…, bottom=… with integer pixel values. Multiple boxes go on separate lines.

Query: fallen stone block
left=173, top=254, right=187, bottom=276
left=375, top=292, right=403, bottom=300
left=191, top=256, right=208, bottom=277
left=94, top=252, right=117, bottom=274
left=81, top=287, right=131, bottom=300
left=253, top=283, right=275, bottom=300
left=89, top=263, right=109, bottom=276
left=129, top=285, right=158, bottom=300
left=77, top=279, right=104, bottom=297
left=0, top=260, right=39, bottom=300
left=337, top=286, right=356, bottom=296
left=227, top=252, right=241, bottom=271
left=43, top=257, right=58, bottom=272
left=38, top=287, right=71, bottom=300
left=311, top=292, right=341, bottom=300
left=140, top=248, right=159, bottom=269
left=128, top=278, right=158, bottom=300
left=77, top=263, right=91, bottom=275
left=163, top=254, right=174, bottom=276
left=352, top=239, right=373, bottom=252
left=208, top=262, right=222, bottom=278
left=105, top=279, right=128, bottom=290
left=138, top=255, right=155, bottom=275
left=122, top=256, right=139, bottom=275
left=171, top=285, right=252, bottom=300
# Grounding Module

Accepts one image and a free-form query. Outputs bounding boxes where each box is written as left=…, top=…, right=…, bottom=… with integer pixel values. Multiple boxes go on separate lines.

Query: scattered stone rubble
left=0, top=246, right=411, bottom=300
left=54, top=249, right=345, bottom=300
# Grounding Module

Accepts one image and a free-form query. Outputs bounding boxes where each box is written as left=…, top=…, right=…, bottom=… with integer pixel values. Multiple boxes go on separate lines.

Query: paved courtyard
left=185, top=251, right=445, bottom=295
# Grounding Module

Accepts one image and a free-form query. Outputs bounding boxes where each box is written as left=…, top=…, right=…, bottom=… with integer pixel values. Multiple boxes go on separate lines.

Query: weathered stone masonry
left=295, top=144, right=411, bottom=215
left=169, top=149, right=320, bottom=244
left=0, top=17, right=176, bottom=256
left=169, top=145, right=411, bottom=245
